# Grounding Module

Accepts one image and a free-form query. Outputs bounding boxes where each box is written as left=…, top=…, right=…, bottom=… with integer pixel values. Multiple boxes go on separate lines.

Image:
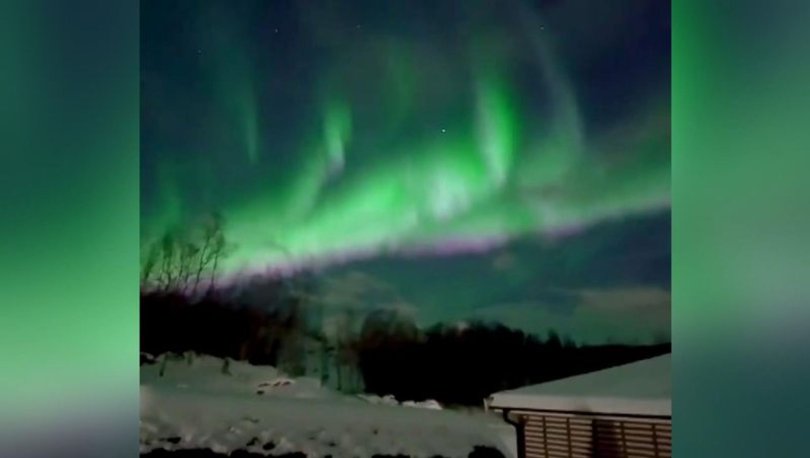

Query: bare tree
left=177, top=240, right=200, bottom=294
left=304, top=272, right=400, bottom=392
left=140, top=212, right=231, bottom=294
left=158, top=230, right=180, bottom=291
left=200, top=212, right=228, bottom=294
left=140, top=237, right=163, bottom=287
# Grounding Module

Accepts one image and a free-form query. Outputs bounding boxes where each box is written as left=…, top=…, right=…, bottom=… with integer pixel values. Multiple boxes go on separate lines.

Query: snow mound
left=141, top=353, right=335, bottom=400
left=402, top=399, right=443, bottom=410
left=356, top=394, right=399, bottom=406
left=258, top=377, right=295, bottom=388
left=255, top=377, right=328, bottom=400
left=141, top=388, right=505, bottom=458
left=357, top=394, right=443, bottom=410
left=141, top=355, right=506, bottom=457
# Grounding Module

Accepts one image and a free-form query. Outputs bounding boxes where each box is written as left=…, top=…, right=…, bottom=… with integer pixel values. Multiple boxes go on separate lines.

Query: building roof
left=488, top=354, right=671, bottom=417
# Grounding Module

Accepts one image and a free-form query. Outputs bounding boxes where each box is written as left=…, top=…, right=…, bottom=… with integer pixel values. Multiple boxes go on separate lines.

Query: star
left=441, top=128, right=446, bottom=133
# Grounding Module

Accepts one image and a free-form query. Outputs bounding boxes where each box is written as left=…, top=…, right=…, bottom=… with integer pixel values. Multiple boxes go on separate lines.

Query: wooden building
left=487, top=354, right=671, bottom=458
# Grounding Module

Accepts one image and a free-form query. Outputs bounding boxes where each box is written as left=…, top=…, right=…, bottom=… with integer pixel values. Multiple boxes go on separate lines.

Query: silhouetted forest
left=358, top=322, right=669, bottom=405
left=141, top=290, right=670, bottom=406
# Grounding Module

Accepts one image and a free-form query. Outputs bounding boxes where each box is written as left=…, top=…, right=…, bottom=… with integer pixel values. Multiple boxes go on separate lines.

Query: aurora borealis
left=142, top=0, right=670, bottom=343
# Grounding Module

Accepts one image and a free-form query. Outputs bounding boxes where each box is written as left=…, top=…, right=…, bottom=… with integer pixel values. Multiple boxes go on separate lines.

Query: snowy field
left=141, top=354, right=514, bottom=458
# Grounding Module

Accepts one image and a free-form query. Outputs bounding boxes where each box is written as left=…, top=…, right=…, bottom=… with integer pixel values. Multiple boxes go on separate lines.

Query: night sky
left=141, top=0, right=670, bottom=344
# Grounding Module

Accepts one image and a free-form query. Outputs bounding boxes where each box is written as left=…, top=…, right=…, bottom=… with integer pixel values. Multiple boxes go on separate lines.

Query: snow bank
left=141, top=388, right=505, bottom=457
left=141, top=354, right=507, bottom=458
left=141, top=353, right=335, bottom=400
left=356, top=394, right=443, bottom=410
left=402, top=399, right=443, bottom=410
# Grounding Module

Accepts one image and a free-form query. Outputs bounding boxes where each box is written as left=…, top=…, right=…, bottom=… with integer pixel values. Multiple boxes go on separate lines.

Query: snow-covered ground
left=141, top=354, right=514, bottom=457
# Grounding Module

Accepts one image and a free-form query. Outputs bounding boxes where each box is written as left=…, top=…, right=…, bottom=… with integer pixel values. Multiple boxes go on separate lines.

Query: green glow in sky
left=141, top=1, right=670, bottom=280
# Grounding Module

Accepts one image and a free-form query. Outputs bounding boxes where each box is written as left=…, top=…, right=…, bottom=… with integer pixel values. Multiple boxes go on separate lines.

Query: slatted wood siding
left=517, top=411, right=671, bottom=458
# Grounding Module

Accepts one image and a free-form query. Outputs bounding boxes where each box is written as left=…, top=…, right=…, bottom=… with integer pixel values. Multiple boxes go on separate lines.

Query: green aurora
left=141, top=1, right=670, bottom=281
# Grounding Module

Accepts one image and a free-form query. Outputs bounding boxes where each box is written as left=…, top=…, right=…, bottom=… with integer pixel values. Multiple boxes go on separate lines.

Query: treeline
left=359, top=321, right=670, bottom=405
left=141, top=290, right=670, bottom=406
left=142, top=291, right=279, bottom=364
left=141, top=286, right=320, bottom=368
